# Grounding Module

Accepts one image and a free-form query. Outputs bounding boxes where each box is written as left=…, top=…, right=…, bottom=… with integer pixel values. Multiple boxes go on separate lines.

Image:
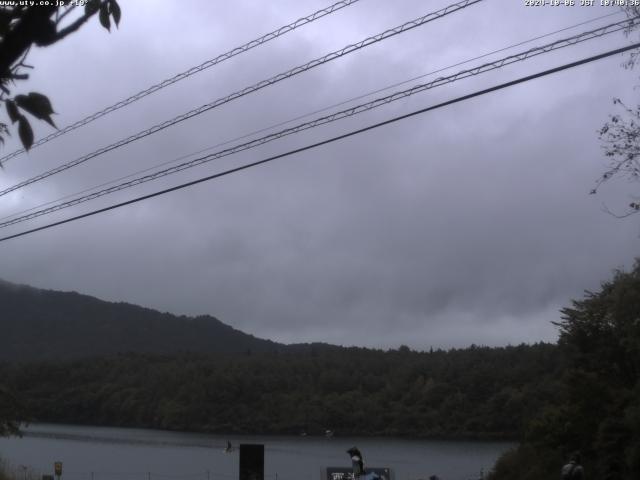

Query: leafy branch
left=0, top=0, right=121, bottom=152
left=595, top=98, right=640, bottom=217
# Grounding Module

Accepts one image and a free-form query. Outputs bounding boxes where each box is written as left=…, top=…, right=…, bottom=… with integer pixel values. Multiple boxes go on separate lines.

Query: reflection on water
left=0, top=424, right=513, bottom=480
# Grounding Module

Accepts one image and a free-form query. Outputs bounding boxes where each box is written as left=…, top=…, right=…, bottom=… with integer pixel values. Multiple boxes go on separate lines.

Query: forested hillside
left=0, top=279, right=280, bottom=361
left=0, top=343, right=561, bottom=438
left=2, top=260, right=638, bottom=479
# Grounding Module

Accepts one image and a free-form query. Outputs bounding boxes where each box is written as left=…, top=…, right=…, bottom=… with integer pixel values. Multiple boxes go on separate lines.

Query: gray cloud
left=0, top=0, right=639, bottom=350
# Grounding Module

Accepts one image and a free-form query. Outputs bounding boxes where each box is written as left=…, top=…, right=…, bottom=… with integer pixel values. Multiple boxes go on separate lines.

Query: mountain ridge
left=0, top=278, right=288, bottom=362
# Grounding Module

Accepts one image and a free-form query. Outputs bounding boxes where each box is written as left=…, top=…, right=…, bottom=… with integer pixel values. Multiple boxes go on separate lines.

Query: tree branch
left=55, top=5, right=77, bottom=25
left=601, top=202, right=638, bottom=219
left=54, top=2, right=105, bottom=42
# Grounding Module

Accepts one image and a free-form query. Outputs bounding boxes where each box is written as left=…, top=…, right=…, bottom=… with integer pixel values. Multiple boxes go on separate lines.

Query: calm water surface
left=0, top=424, right=513, bottom=480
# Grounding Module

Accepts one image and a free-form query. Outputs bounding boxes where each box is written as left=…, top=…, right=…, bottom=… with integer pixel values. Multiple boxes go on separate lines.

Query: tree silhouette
left=0, top=0, right=121, bottom=152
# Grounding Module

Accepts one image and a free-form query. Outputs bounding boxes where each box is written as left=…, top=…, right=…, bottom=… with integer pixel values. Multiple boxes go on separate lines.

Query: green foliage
left=0, top=458, right=11, bottom=480
left=490, top=261, right=640, bottom=480
left=0, top=456, right=40, bottom=480
left=0, top=384, right=24, bottom=437
left=490, top=444, right=563, bottom=480
left=0, top=343, right=562, bottom=439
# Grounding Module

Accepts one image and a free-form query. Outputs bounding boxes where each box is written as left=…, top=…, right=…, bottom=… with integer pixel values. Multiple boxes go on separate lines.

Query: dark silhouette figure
left=347, top=447, right=364, bottom=477
left=561, top=452, right=584, bottom=480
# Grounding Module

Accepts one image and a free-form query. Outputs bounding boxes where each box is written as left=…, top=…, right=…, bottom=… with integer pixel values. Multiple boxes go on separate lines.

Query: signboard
left=325, top=467, right=392, bottom=480
left=54, top=463, right=62, bottom=477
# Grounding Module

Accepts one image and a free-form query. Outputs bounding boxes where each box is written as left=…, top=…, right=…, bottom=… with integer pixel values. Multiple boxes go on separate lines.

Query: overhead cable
left=0, top=0, right=483, bottom=198
left=0, top=10, right=623, bottom=225
left=1, top=41, right=637, bottom=244
left=1, top=17, right=636, bottom=229
left=0, top=0, right=363, bottom=165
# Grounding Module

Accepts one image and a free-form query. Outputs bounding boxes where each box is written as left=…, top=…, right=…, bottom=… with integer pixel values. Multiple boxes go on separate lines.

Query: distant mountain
left=0, top=279, right=284, bottom=362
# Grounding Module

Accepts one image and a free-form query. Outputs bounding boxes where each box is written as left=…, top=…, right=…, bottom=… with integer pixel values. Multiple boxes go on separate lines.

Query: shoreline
left=17, top=421, right=519, bottom=444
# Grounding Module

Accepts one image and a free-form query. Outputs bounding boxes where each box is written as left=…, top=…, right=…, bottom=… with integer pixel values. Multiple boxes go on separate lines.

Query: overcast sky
left=0, top=0, right=639, bottom=349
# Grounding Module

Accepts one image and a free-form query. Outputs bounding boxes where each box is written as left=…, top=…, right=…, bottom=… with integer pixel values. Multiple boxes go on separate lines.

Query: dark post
left=239, top=444, right=264, bottom=480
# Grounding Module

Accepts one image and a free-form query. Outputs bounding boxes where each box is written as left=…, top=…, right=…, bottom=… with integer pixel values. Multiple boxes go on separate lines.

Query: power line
left=1, top=41, right=637, bottom=244
left=1, top=17, right=636, bottom=229
left=0, top=0, right=364, bottom=165
left=0, top=0, right=483, bottom=198
left=0, top=10, right=624, bottom=225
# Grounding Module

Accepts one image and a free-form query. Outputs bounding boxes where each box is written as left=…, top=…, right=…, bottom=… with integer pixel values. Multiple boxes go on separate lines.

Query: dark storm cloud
left=0, top=0, right=639, bottom=349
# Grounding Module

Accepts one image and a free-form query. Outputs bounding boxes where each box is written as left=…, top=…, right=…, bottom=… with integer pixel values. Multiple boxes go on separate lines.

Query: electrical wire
left=0, top=10, right=624, bottom=224
left=1, top=17, right=636, bottom=229
left=0, top=0, right=483, bottom=198
left=0, top=0, right=363, bottom=165
left=1, top=41, right=637, bottom=244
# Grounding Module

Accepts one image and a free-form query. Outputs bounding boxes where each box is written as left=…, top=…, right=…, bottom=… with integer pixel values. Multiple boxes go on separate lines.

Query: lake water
left=0, top=424, right=513, bottom=480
